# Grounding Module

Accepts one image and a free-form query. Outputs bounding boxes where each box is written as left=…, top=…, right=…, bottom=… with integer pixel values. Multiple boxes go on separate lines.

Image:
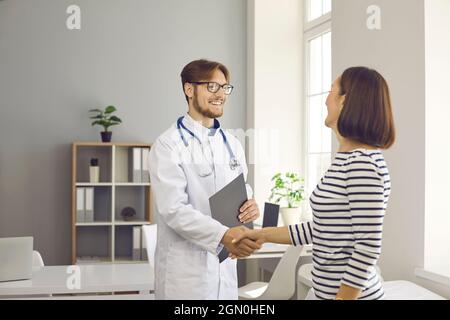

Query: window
left=307, top=0, right=331, bottom=22
left=303, top=1, right=332, bottom=207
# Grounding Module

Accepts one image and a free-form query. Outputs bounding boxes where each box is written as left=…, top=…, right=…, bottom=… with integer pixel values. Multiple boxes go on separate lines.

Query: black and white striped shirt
left=289, top=149, right=390, bottom=300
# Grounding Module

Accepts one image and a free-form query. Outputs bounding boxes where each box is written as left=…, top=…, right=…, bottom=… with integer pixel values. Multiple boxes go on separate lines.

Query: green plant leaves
left=269, top=172, right=305, bottom=208
left=109, top=115, right=122, bottom=123
left=89, top=108, right=103, bottom=113
left=271, top=173, right=282, bottom=181
left=88, top=105, right=122, bottom=131
left=105, top=106, right=117, bottom=114
left=91, top=120, right=109, bottom=127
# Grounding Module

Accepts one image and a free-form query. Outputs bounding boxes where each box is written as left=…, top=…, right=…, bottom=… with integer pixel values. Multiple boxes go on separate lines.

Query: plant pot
left=280, top=207, right=301, bottom=226
left=101, top=131, right=112, bottom=142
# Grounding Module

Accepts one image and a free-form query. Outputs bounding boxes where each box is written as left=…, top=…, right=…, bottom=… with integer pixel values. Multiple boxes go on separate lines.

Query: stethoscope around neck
left=176, top=116, right=240, bottom=177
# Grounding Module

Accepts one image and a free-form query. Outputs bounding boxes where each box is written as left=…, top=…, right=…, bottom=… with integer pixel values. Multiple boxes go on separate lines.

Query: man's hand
left=229, top=228, right=266, bottom=259
left=221, top=226, right=262, bottom=258
left=238, top=199, right=260, bottom=224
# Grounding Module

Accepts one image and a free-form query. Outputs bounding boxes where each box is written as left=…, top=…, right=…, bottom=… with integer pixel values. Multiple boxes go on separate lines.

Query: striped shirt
left=289, top=149, right=390, bottom=300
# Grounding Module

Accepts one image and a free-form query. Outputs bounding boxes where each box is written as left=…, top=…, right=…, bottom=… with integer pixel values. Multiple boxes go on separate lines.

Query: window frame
left=301, top=1, right=332, bottom=202
left=305, top=0, right=332, bottom=30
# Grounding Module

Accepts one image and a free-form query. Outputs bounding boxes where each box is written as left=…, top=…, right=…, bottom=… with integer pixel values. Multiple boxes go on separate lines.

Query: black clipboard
left=209, top=173, right=253, bottom=262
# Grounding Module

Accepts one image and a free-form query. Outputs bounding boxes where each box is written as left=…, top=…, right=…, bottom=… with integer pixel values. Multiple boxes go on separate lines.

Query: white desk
left=244, top=243, right=312, bottom=260
left=243, top=244, right=312, bottom=283
left=0, top=263, right=154, bottom=298
left=245, top=224, right=313, bottom=259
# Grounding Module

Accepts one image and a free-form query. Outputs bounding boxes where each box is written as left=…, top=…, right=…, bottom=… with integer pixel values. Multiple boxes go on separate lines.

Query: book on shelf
left=128, top=147, right=150, bottom=183
left=85, top=187, right=94, bottom=222
left=76, top=187, right=85, bottom=222
left=129, top=148, right=142, bottom=183
left=76, top=187, right=95, bottom=222
left=141, top=228, right=148, bottom=261
left=132, top=226, right=141, bottom=260
left=132, top=226, right=148, bottom=261
left=141, top=148, right=150, bottom=183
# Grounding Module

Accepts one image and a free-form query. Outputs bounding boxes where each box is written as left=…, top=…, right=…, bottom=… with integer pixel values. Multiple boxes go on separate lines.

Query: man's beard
left=192, top=94, right=223, bottom=119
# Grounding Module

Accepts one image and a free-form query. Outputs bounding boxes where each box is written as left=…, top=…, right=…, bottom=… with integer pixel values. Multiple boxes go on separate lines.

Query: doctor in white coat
left=149, top=59, right=261, bottom=300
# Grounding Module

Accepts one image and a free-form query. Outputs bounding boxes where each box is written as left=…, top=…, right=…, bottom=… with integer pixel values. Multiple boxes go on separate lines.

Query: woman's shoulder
left=335, top=148, right=386, bottom=171
left=337, top=148, right=382, bottom=160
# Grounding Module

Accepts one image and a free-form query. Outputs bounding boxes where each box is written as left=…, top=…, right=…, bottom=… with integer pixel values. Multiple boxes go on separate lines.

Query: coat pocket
left=165, top=242, right=207, bottom=299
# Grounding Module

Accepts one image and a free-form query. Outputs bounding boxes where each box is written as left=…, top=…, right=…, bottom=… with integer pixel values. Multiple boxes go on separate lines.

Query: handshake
left=221, top=226, right=267, bottom=259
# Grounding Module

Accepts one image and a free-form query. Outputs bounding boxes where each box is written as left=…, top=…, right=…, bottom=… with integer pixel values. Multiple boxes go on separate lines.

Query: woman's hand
left=336, top=284, right=362, bottom=300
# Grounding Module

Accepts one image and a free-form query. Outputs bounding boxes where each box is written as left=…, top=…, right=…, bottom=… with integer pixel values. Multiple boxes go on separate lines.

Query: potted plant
left=269, top=172, right=305, bottom=226
left=89, top=105, right=122, bottom=142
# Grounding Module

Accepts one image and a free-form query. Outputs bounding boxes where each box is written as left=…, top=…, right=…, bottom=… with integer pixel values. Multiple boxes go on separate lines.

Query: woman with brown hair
left=233, top=67, right=395, bottom=300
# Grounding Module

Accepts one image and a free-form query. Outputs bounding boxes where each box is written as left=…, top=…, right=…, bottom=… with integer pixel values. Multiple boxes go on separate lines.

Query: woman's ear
left=339, top=94, right=346, bottom=110
left=184, top=83, right=194, bottom=99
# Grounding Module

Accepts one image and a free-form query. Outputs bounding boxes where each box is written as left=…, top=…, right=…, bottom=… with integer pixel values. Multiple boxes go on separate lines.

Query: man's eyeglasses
left=190, top=82, right=234, bottom=95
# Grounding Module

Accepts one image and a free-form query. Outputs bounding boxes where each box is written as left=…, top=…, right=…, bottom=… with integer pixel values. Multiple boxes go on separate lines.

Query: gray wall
left=0, top=0, right=247, bottom=265
left=333, top=0, right=450, bottom=298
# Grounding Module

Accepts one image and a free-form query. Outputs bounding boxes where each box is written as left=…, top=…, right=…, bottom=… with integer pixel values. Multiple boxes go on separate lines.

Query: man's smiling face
left=191, top=69, right=228, bottom=119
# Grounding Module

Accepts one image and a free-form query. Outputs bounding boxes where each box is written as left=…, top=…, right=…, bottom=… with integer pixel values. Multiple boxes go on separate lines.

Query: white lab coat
left=149, top=114, right=252, bottom=300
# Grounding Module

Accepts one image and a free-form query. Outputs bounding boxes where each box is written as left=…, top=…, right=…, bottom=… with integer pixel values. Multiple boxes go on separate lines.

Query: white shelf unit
left=76, top=183, right=114, bottom=187
left=114, top=221, right=152, bottom=226
left=72, top=142, right=153, bottom=265
left=75, top=222, right=113, bottom=227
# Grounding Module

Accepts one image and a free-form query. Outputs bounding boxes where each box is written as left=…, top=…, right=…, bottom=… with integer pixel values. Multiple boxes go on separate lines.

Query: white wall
left=333, top=0, right=450, bottom=298
left=245, top=0, right=304, bottom=283
left=247, top=0, right=304, bottom=212
left=333, top=0, right=426, bottom=289
left=424, top=0, right=450, bottom=272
